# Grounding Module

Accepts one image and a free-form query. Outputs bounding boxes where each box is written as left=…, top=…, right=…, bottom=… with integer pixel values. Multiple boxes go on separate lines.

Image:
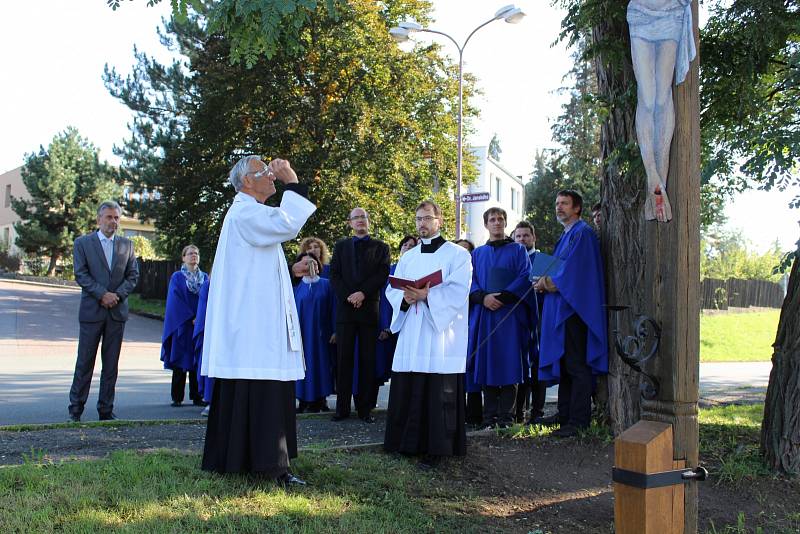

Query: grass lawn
left=700, top=310, right=779, bottom=362
left=1, top=405, right=786, bottom=533
left=127, top=294, right=166, bottom=319
left=0, top=448, right=483, bottom=533
left=698, top=404, right=770, bottom=485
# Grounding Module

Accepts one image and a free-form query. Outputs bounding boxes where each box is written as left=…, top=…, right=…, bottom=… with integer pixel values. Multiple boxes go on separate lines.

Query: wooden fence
left=134, top=259, right=180, bottom=300
left=700, top=278, right=785, bottom=310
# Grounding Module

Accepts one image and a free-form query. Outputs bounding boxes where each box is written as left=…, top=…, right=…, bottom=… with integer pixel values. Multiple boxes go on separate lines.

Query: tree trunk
left=761, top=253, right=800, bottom=474
left=46, top=252, right=60, bottom=277
left=591, top=9, right=645, bottom=435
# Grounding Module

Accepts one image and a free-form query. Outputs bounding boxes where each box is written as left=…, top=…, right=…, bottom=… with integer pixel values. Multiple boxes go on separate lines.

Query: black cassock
left=202, top=378, right=297, bottom=478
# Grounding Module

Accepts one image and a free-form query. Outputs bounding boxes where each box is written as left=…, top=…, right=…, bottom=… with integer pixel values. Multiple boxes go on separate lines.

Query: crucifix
left=628, top=0, right=697, bottom=222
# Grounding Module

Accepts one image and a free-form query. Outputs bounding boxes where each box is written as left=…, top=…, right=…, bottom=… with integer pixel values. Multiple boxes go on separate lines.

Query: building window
left=511, top=187, right=516, bottom=210
left=3, top=227, right=9, bottom=245
left=495, top=177, right=501, bottom=202
left=4, top=184, right=10, bottom=208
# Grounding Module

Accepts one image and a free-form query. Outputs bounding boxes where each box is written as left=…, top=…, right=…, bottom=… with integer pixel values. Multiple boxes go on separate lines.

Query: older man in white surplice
left=200, top=155, right=315, bottom=486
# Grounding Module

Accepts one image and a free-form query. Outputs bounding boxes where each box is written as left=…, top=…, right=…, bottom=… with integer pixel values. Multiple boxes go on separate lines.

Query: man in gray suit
left=68, top=201, right=139, bottom=421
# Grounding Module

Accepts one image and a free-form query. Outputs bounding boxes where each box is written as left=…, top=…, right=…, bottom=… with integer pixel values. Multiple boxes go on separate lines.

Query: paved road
left=0, top=279, right=772, bottom=425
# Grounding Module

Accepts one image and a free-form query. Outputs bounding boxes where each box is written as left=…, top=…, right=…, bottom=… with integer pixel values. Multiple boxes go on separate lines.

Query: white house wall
left=464, top=146, right=525, bottom=245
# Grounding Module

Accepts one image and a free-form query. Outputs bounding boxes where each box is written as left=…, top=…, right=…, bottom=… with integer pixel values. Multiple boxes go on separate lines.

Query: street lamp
left=390, top=5, right=525, bottom=239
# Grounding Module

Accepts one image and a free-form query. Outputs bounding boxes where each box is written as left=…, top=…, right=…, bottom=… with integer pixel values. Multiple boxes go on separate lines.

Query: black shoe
left=192, top=399, right=208, bottom=407
left=331, top=414, right=349, bottom=422
left=552, top=424, right=580, bottom=438
left=359, top=415, right=375, bottom=424
left=68, top=414, right=81, bottom=423
left=98, top=412, right=118, bottom=421
left=418, top=455, right=441, bottom=470
left=529, top=414, right=563, bottom=427
left=276, top=473, right=307, bottom=487
left=171, top=401, right=183, bottom=407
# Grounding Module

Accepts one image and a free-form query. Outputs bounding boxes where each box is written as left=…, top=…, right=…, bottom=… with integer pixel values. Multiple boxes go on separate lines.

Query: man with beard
left=384, top=201, right=472, bottom=467
left=534, top=190, right=608, bottom=437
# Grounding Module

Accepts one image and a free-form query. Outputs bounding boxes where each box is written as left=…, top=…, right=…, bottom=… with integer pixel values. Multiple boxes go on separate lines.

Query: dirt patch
left=439, top=433, right=800, bottom=533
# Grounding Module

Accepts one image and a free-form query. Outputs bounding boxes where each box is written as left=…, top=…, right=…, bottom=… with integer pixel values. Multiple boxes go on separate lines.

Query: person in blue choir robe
left=161, top=245, right=208, bottom=407
left=512, top=221, right=547, bottom=423
left=534, top=189, right=608, bottom=437
left=371, top=234, right=418, bottom=409
left=455, top=238, right=483, bottom=425
left=292, top=237, right=332, bottom=280
left=467, top=207, right=533, bottom=428
left=293, top=252, right=337, bottom=413
left=384, top=201, right=472, bottom=466
left=193, top=277, right=213, bottom=416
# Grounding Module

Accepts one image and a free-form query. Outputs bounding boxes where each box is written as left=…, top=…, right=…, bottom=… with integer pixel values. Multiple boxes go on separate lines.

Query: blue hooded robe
left=193, top=278, right=214, bottom=403
left=161, top=270, right=204, bottom=372
left=539, top=219, right=608, bottom=381
left=294, top=276, right=336, bottom=402
left=467, top=239, right=534, bottom=387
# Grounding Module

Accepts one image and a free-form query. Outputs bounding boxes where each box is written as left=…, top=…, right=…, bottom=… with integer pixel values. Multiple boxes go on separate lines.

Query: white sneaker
left=201, top=405, right=210, bottom=417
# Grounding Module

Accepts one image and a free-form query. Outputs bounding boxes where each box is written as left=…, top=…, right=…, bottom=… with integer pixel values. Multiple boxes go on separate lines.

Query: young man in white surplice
left=383, top=201, right=472, bottom=467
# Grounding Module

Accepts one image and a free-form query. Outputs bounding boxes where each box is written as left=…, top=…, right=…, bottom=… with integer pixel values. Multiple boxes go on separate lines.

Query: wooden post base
left=614, top=420, right=685, bottom=534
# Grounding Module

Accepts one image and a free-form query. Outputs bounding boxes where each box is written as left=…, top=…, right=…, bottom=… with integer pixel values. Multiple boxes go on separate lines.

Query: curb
left=0, top=275, right=80, bottom=291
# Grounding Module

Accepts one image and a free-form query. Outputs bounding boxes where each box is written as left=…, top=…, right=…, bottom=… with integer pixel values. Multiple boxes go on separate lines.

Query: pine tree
left=12, top=128, right=120, bottom=276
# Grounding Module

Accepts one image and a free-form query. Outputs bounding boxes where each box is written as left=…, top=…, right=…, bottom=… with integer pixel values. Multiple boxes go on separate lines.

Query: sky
left=0, top=1, right=797, bottom=252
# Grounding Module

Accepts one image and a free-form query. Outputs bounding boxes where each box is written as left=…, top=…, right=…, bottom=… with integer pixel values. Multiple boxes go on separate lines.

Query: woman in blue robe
left=294, top=252, right=337, bottom=412
left=193, top=277, right=214, bottom=414
left=371, top=235, right=418, bottom=408
left=161, top=245, right=208, bottom=407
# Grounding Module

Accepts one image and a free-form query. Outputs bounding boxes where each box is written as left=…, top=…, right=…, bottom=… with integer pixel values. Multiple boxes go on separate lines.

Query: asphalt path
left=0, top=279, right=772, bottom=426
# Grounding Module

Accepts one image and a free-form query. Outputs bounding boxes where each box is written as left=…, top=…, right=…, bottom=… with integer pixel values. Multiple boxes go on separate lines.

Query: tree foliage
left=488, top=133, right=502, bottom=161
left=701, top=228, right=786, bottom=282
left=11, top=128, right=120, bottom=276
left=524, top=41, right=601, bottom=252
left=106, top=1, right=475, bottom=264
left=701, top=0, right=800, bottom=206
left=108, top=0, right=350, bottom=66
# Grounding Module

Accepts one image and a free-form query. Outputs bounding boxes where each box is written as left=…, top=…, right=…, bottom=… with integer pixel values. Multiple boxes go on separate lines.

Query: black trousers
left=171, top=369, right=200, bottom=403
left=516, top=354, right=547, bottom=422
left=465, top=391, right=484, bottom=424
left=483, top=384, right=518, bottom=426
left=68, top=317, right=126, bottom=417
left=335, top=321, right=377, bottom=418
left=557, top=313, right=593, bottom=428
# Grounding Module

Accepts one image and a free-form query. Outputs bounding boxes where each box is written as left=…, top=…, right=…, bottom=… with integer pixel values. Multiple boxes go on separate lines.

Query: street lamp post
left=390, top=5, right=525, bottom=239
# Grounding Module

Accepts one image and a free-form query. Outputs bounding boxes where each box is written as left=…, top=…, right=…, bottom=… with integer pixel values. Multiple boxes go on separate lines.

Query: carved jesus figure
left=627, top=0, right=696, bottom=222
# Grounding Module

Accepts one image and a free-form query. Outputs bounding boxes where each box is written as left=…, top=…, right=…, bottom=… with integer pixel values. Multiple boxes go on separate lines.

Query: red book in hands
left=388, top=269, right=443, bottom=290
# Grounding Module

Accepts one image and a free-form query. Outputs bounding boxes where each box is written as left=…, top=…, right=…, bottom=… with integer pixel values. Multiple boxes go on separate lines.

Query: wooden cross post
left=638, top=1, right=701, bottom=532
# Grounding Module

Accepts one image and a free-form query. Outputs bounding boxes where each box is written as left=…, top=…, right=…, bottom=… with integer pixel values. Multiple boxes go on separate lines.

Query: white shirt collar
left=235, top=191, right=258, bottom=203
left=420, top=232, right=441, bottom=245
left=561, top=218, right=579, bottom=234
left=96, top=230, right=115, bottom=242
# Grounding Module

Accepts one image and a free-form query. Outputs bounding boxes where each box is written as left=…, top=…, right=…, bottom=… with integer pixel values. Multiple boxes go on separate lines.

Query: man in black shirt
left=329, top=207, right=390, bottom=423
